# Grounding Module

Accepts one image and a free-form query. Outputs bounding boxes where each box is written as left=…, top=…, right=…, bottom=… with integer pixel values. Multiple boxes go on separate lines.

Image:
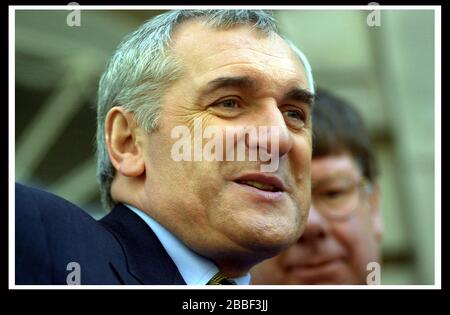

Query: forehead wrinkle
left=197, top=61, right=308, bottom=94
left=169, top=23, right=310, bottom=100
left=172, top=25, right=303, bottom=75
left=200, top=46, right=304, bottom=73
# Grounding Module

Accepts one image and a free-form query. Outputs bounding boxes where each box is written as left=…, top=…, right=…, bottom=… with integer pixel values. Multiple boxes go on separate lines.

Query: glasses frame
left=311, top=178, right=373, bottom=220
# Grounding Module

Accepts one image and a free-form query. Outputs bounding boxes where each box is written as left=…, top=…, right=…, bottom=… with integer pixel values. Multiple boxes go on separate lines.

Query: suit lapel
left=99, top=204, right=186, bottom=285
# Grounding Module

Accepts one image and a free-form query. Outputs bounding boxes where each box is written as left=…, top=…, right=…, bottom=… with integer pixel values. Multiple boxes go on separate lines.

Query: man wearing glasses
left=251, top=89, right=382, bottom=285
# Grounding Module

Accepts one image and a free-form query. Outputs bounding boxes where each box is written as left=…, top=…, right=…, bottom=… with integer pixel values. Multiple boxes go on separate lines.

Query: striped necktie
left=207, top=272, right=237, bottom=285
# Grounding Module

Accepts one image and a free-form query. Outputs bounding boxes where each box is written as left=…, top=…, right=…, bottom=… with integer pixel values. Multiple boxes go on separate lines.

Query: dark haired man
left=251, top=89, right=382, bottom=285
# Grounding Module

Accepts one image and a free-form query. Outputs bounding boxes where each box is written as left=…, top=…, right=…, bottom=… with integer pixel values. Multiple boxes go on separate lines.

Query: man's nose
left=298, top=204, right=329, bottom=244
left=245, top=101, right=293, bottom=159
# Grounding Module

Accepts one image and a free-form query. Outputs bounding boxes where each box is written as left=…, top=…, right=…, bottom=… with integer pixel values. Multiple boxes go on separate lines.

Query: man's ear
left=105, top=107, right=145, bottom=177
left=369, top=182, right=383, bottom=242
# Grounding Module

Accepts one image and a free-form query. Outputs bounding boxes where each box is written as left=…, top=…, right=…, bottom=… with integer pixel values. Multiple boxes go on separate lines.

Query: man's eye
left=322, top=186, right=355, bottom=199
left=216, top=99, right=239, bottom=109
left=324, top=190, right=345, bottom=199
left=282, top=109, right=306, bottom=127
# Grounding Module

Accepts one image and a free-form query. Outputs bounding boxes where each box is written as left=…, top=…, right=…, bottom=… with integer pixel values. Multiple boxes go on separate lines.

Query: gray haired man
left=16, top=10, right=315, bottom=285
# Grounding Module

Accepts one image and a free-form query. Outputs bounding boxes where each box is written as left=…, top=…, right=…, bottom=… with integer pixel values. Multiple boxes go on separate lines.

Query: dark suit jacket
left=15, top=183, right=185, bottom=285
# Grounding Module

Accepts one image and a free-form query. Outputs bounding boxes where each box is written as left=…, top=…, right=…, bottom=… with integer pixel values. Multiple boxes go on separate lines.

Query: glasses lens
left=313, top=180, right=367, bottom=219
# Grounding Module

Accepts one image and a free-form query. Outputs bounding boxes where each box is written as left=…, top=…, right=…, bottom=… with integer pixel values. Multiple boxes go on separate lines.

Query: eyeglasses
left=311, top=178, right=372, bottom=220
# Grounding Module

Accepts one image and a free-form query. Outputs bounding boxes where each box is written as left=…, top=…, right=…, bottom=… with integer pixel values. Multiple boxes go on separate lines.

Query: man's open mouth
left=235, top=180, right=280, bottom=192
left=233, top=173, right=286, bottom=193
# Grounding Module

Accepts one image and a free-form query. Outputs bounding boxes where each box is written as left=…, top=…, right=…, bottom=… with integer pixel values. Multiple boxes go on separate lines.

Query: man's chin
left=237, top=233, right=300, bottom=261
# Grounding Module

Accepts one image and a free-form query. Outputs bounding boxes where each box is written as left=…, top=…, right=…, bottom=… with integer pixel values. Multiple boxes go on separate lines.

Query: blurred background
left=14, top=9, right=436, bottom=285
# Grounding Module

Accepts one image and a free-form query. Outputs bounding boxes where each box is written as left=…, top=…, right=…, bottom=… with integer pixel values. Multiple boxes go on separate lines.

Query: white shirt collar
left=125, top=204, right=250, bottom=285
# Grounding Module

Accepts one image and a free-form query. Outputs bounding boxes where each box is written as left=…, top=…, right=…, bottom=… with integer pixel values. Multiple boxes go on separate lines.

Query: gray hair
left=96, top=9, right=314, bottom=209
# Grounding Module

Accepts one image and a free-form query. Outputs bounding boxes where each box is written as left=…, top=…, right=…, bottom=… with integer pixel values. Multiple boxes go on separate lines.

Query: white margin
left=434, top=6, right=441, bottom=289
left=9, top=5, right=442, bottom=10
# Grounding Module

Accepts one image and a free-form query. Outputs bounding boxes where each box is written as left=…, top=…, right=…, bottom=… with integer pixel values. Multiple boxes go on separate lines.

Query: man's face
left=251, top=153, right=381, bottom=284
left=138, top=21, right=312, bottom=270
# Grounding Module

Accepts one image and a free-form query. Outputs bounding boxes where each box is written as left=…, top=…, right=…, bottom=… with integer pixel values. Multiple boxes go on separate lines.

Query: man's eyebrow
left=202, top=76, right=257, bottom=95
left=285, top=88, right=315, bottom=108
left=201, top=76, right=315, bottom=107
left=312, top=173, right=362, bottom=188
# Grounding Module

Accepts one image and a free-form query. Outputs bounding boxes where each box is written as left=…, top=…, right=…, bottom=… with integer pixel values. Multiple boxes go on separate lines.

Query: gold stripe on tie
left=207, top=272, right=237, bottom=285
